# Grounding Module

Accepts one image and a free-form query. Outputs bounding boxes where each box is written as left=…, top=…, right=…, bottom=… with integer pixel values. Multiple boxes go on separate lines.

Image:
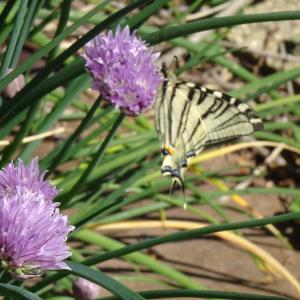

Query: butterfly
left=154, top=63, right=263, bottom=191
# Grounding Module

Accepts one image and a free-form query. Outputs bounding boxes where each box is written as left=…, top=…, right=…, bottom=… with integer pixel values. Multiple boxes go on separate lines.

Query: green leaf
left=20, top=74, right=91, bottom=162
left=128, top=0, right=170, bottom=29
left=0, top=283, right=42, bottom=300
left=61, top=113, right=125, bottom=204
left=73, top=232, right=205, bottom=289
left=0, top=57, right=85, bottom=136
left=143, top=10, right=300, bottom=45
left=289, top=197, right=300, bottom=213
left=0, top=0, right=28, bottom=78
left=67, top=261, right=146, bottom=300
left=47, top=0, right=72, bottom=62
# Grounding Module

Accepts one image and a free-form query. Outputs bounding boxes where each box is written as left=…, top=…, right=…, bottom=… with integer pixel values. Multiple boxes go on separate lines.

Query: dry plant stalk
left=0, top=127, right=65, bottom=147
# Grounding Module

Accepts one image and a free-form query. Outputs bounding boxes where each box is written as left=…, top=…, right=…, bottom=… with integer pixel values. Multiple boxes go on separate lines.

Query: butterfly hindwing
left=190, top=87, right=263, bottom=146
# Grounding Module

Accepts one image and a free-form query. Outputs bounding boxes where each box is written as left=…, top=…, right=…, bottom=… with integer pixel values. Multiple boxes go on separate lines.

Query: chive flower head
left=83, top=26, right=162, bottom=116
left=0, top=159, right=74, bottom=279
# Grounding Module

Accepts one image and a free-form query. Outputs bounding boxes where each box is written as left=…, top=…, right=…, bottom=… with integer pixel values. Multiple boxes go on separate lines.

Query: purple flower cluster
left=0, top=159, right=74, bottom=279
left=83, top=26, right=162, bottom=116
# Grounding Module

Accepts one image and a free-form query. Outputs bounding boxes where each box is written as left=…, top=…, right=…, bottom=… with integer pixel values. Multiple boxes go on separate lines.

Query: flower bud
left=73, top=277, right=101, bottom=300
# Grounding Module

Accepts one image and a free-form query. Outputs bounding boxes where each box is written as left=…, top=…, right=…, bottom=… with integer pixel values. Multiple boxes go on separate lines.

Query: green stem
left=0, top=0, right=28, bottom=79
left=0, top=101, right=39, bottom=167
left=29, top=9, right=59, bottom=38
left=0, top=57, right=85, bottom=142
left=0, top=283, right=42, bottom=300
left=10, top=0, right=40, bottom=68
left=128, top=0, right=170, bottom=29
left=62, top=113, right=125, bottom=204
left=20, top=74, right=91, bottom=162
left=0, top=0, right=16, bottom=30
left=67, top=262, right=146, bottom=300
left=101, top=289, right=289, bottom=300
left=143, top=10, right=300, bottom=45
left=47, top=0, right=72, bottom=62
left=48, top=95, right=103, bottom=174
left=256, top=94, right=300, bottom=111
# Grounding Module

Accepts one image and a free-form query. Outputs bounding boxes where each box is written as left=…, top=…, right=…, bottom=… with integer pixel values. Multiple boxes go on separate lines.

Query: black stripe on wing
left=190, top=84, right=263, bottom=132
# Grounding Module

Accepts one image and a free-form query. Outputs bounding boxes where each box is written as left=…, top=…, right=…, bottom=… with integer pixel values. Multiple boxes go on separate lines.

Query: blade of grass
left=208, top=178, right=291, bottom=248
left=66, top=262, right=146, bottom=300
left=0, top=283, right=42, bottom=300
left=0, top=0, right=28, bottom=79
left=81, top=212, right=300, bottom=267
left=62, top=113, right=125, bottom=205
left=231, top=67, right=300, bottom=99
left=57, top=142, right=157, bottom=199
left=0, top=111, right=25, bottom=139
left=30, top=212, right=300, bottom=292
left=10, top=0, right=40, bottom=68
left=39, top=106, right=113, bottom=170
left=0, top=57, right=85, bottom=138
left=143, top=10, right=300, bottom=45
left=89, top=220, right=300, bottom=292
left=0, top=101, right=39, bottom=167
left=47, top=0, right=72, bottom=62
left=254, top=131, right=300, bottom=149
left=68, top=153, right=159, bottom=225
left=256, top=94, right=300, bottom=111
left=0, top=0, right=17, bottom=30
left=0, top=128, right=64, bottom=147
left=127, top=0, right=170, bottom=29
left=47, top=95, right=103, bottom=174
left=203, top=187, right=300, bottom=198
left=29, top=9, right=60, bottom=38
left=72, top=231, right=206, bottom=290
left=20, top=74, right=91, bottom=162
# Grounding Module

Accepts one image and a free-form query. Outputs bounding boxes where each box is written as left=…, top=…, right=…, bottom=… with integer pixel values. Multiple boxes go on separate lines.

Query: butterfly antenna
left=173, top=56, right=179, bottom=68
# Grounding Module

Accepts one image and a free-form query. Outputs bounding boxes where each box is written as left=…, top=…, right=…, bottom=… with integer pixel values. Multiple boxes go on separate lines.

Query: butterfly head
left=161, top=163, right=185, bottom=195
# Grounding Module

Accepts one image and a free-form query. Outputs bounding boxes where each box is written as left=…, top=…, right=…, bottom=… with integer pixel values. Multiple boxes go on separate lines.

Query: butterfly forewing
left=155, top=69, right=263, bottom=183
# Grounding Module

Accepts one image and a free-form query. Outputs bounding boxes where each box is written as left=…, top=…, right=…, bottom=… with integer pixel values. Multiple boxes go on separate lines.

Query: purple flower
left=83, top=26, right=162, bottom=116
left=73, top=277, right=101, bottom=300
left=0, top=159, right=74, bottom=279
left=0, top=158, right=57, bottom=201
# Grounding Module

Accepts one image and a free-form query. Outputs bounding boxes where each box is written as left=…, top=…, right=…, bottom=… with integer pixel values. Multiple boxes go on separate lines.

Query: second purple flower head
left=83, top=26, right=162, bottom=116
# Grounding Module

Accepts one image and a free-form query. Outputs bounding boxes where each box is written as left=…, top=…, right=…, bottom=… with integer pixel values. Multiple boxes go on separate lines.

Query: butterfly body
left=155, top=67, right=263, bottom=186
